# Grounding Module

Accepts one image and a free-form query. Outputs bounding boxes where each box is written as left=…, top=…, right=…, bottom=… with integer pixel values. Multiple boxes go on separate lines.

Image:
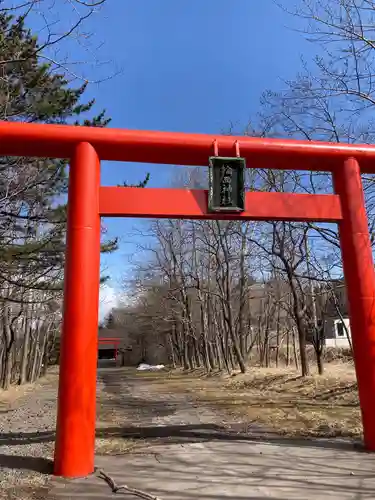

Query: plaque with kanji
left=208, top=156, right=245, bottom=213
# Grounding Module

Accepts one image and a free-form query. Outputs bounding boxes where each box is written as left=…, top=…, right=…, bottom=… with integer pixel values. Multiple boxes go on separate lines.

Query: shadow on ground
left=84, top=438, right=375, bottom=500
left=0, top=453, right=53, bottom=474
left=0, top=365, right=364, bottom=477
left=1, top=367, right=371, bottom=499
left=0, top=422, right=364, bottom=471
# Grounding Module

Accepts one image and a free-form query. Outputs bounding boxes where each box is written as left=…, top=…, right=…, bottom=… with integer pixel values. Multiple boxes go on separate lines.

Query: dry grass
left=0, top=371, right=60, bottom=500
left=0, top=362, right=361, bottom=499
left=149, top=363, right=361, bottom=439
left=0, top=368, right=59, bottom=412
left=95, top=376, right=143, bottom=455
left=95, top=437, right=137, bottom=455
left=0, top=384, right=36, bottom=411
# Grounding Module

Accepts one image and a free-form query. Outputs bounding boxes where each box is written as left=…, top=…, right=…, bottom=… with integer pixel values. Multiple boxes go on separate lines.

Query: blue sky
left=31, top=1, right=316, bottom=315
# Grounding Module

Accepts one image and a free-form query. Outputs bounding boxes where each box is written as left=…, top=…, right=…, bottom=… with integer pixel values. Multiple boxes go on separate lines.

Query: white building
left=324, top=317, right=351, bottom=348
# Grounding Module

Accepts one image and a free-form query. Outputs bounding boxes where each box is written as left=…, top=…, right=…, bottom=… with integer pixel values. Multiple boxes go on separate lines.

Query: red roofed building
left=98, top=328, right=122, bottom=361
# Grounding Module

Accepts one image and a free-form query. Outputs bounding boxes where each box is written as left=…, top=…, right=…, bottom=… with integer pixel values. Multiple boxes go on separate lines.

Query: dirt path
left=0, top=370, right=57, bottom=500
left=0, top=365, right=228, bottom=499
left=52, top=367, right=375, bottom=500
left=2, top=365, right=375, bottom=499
left=98, top=366, right=229, bottom=431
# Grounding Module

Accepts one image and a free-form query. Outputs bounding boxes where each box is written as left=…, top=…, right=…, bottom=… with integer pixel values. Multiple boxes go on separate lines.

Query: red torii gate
left=0, top=121, right=374, bottom=477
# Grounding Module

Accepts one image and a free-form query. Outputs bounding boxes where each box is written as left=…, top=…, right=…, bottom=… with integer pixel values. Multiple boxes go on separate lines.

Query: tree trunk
left=2, top=303, right=15, bottom=390
left=215, top=338, right=222, bottom=370
left=219, top=335, right=231, bottom=374
left=20, top=312, right=32, bottom=385
left=316, top=350, right=324, bottom=375
left=292, top=328, right=299, bottom=371
left=296, top=320, right=309, bottom=376
left=37, top=324, right=49, bottom=379
left=275, top=303, right=281, bottom=368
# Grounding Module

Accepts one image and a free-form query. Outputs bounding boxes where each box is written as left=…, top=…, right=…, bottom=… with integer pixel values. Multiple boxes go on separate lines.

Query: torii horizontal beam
left=99, top=188, right=343, bottom=222
left=1, top=120, right=375, bottom=172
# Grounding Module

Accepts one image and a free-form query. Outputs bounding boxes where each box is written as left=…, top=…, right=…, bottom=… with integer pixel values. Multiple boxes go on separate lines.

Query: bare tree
left=0, top=0, right=116, bottom=83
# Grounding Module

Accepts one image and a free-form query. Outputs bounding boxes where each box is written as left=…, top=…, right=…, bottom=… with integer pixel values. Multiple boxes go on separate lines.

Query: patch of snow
left=137, top=363, right=165, bottom=371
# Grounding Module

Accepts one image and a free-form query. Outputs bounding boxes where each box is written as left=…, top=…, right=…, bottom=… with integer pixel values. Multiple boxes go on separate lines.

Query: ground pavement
left=46, top=366, right=375, bottom=500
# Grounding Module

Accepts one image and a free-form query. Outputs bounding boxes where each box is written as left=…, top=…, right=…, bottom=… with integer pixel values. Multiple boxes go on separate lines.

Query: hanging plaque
left=208, top=156, right=245, bottom=213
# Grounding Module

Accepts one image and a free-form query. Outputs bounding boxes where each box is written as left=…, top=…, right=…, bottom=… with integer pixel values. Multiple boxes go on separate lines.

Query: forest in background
left=104, top=0, right=375, bottom=377
left=1, top=0, right=375, bottom=388
left=0, top=0, right=119, bottom=389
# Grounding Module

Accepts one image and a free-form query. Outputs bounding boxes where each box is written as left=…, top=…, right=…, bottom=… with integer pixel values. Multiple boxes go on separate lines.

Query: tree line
left=2, top=0, right=375, bottom=386
left=107, top=0, right=375, bottom=377
left=0, top=1, right=132, bottom=389
left=109, top=195, right=350, bottom=377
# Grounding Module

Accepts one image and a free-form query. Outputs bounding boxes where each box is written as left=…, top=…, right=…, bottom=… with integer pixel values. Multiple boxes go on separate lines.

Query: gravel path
left=99, top=367, right=225, bottom=430
left=0, top=367, right=114, bottom=499
left=1, top=365, right=369, bottom=500
left=0, top=365, right=231, bottom=499
left=0, top=370, right=58, bottom=499
left=48, top=368, right=375, bottom=500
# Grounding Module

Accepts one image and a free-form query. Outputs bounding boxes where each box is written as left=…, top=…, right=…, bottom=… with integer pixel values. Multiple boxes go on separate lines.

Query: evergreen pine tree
left=0, top=13, right=152, bottom=387
left=0, top=13, right=147, bottom=295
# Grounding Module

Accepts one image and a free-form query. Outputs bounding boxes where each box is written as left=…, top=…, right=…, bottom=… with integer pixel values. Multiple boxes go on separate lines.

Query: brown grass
left=95, top=437, right=137, bottom=455
left=0, top=384, right=35, bottom=411
left=149, top=363, right=361, bottom=439
left=95, top=378, right=143, bottom=455
left=0, top=368, right=59, bottom=412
